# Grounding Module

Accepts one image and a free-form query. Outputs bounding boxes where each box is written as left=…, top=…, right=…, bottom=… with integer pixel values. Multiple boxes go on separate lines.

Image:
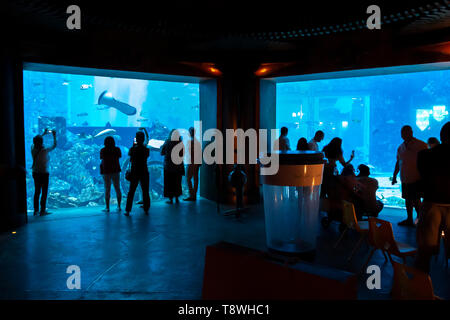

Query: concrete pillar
left=218, top=63, right=260, bottom=205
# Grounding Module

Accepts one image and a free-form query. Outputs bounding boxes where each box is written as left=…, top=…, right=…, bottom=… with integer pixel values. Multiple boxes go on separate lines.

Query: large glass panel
left=276, top=69, right=450, bottom=208
left=23, top=70, right=200, bottom=213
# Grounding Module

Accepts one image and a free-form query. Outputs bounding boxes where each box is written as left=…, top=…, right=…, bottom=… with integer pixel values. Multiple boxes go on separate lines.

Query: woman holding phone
left=31, top=128, right=57, bottom=216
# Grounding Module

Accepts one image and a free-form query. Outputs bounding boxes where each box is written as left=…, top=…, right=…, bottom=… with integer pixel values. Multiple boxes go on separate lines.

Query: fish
left=191, top=105, right=199, bottom=110
left=96, top=106, right=110, bottom=110
left=97, top=91, right=137, bottom=116
left=82, top=121, right=89, bottom=126
left=62, top=81, right=70, bottom=86
left=386, top=120, right=395, bottom=124
left=137, top=118, right=149, bottom=122
left=93, top=129, right=117, bottom=139
left=77, top=112, right=88, bottom=117
left=148, top=139, right=165, bottom=149
left=172, top=97, right=180, bottom=101
left=80, top=84, right=93, bottom=90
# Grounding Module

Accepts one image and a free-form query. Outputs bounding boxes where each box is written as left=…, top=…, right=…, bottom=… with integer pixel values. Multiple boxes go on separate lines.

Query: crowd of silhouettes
left=29, top=119, right=449, bottom=274
left=274, top=122, right=450, bottom=274
left=30, top=124, right=204, bottom=217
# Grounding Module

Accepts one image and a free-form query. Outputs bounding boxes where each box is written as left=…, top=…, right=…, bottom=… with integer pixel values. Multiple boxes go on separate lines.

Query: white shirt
left=274, top=136, right=290, bottom=151
left=32, top=148, right=50, bottom=173
left=187, top=137, right=202, bottom=165
left=308, top=139, right=319, bottom=151
left=397, top=137, right=428, bottom=183
left=32, top=139, right=56, bottom=173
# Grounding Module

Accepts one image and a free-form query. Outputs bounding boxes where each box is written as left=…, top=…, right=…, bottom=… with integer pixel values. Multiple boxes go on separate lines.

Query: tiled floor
left=0, top=199, right=448, bottom=299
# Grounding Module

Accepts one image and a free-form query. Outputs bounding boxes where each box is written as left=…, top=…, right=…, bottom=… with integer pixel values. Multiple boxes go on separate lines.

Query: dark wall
left=0, top=50, right=27, bottom=231
left=259, top=80, right=276, bottom=151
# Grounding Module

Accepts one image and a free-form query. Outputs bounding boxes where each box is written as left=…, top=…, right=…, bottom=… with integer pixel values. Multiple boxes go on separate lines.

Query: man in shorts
left=392, top=125, right=427, bottom=227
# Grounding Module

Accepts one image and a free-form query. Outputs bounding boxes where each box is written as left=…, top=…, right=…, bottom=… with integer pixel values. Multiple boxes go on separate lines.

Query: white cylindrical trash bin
left=260, top=151, right=324, bottom=254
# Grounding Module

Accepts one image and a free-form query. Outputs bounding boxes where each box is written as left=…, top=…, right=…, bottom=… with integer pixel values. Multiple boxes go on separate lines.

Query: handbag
left=125, top=159, right=132, bottom=181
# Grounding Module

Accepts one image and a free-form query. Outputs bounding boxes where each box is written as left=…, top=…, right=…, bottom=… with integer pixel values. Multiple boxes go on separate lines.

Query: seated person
left=326, top=164, right=380, bottom=221
left=323, top=165, right=361, bottom=221
left=427, top=137, right=440, bottom=149
left=338, top=165, right=365, bottom=219
left=341, top=164, right=356, bottom=177
left=296, top=137, right=309, bottom=151
left=354, top=164, right=384, bottom=217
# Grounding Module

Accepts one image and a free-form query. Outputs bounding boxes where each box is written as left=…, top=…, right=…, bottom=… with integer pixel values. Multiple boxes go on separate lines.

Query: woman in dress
left=100, top=136, right=122, bottom=212
left=161, top=129, right=185, bottom=204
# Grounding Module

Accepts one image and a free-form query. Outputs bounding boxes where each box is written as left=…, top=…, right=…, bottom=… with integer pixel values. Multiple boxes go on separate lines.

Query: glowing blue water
left=23, top=70, right=200, bottom=211
left=276, top=68, right=450, bottom=208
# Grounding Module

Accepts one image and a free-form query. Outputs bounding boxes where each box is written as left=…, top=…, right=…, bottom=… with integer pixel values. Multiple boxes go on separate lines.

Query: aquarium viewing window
left=23, top=64, right=201, bottom=213
left=274, top=62, right=450, bottom=209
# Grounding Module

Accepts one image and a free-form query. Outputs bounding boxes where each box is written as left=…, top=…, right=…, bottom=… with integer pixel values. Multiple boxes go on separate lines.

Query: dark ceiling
left=2, top=0, right=450, bottom=74
left=5, top=1, right=450, bottom=38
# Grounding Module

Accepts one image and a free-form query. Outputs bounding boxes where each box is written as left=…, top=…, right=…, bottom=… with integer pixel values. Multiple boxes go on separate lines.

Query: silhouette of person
left=161, top=129, right=185, bottom=204
left=296, top=137, right=309, bottom=151
left=427, top=137, right=440, bottom=149
left=135, top=127, right=149, bottom=206
left=321, top=137, right=354, bottom=199
left=100, top=136, right=122, bottom=213
left=274, top=127, right=290, bottom=151
left=31, top=128, right=56, bottom=216
left=341, top=164, right=356, bottom=177
left=338, top=164, right=364, bottom=218
left=125, top=131, right=150, bottom=216
left=392, top=125, right=427, bottom=226
left=323, top=137, right=355, bottom=175
left=308, top=130, right=324, bottom=151
left=355, top=164, right=384, bottom=218
left=415, top=122, right=450, bottom=273
left=184, top=127, right=202, bottom=201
